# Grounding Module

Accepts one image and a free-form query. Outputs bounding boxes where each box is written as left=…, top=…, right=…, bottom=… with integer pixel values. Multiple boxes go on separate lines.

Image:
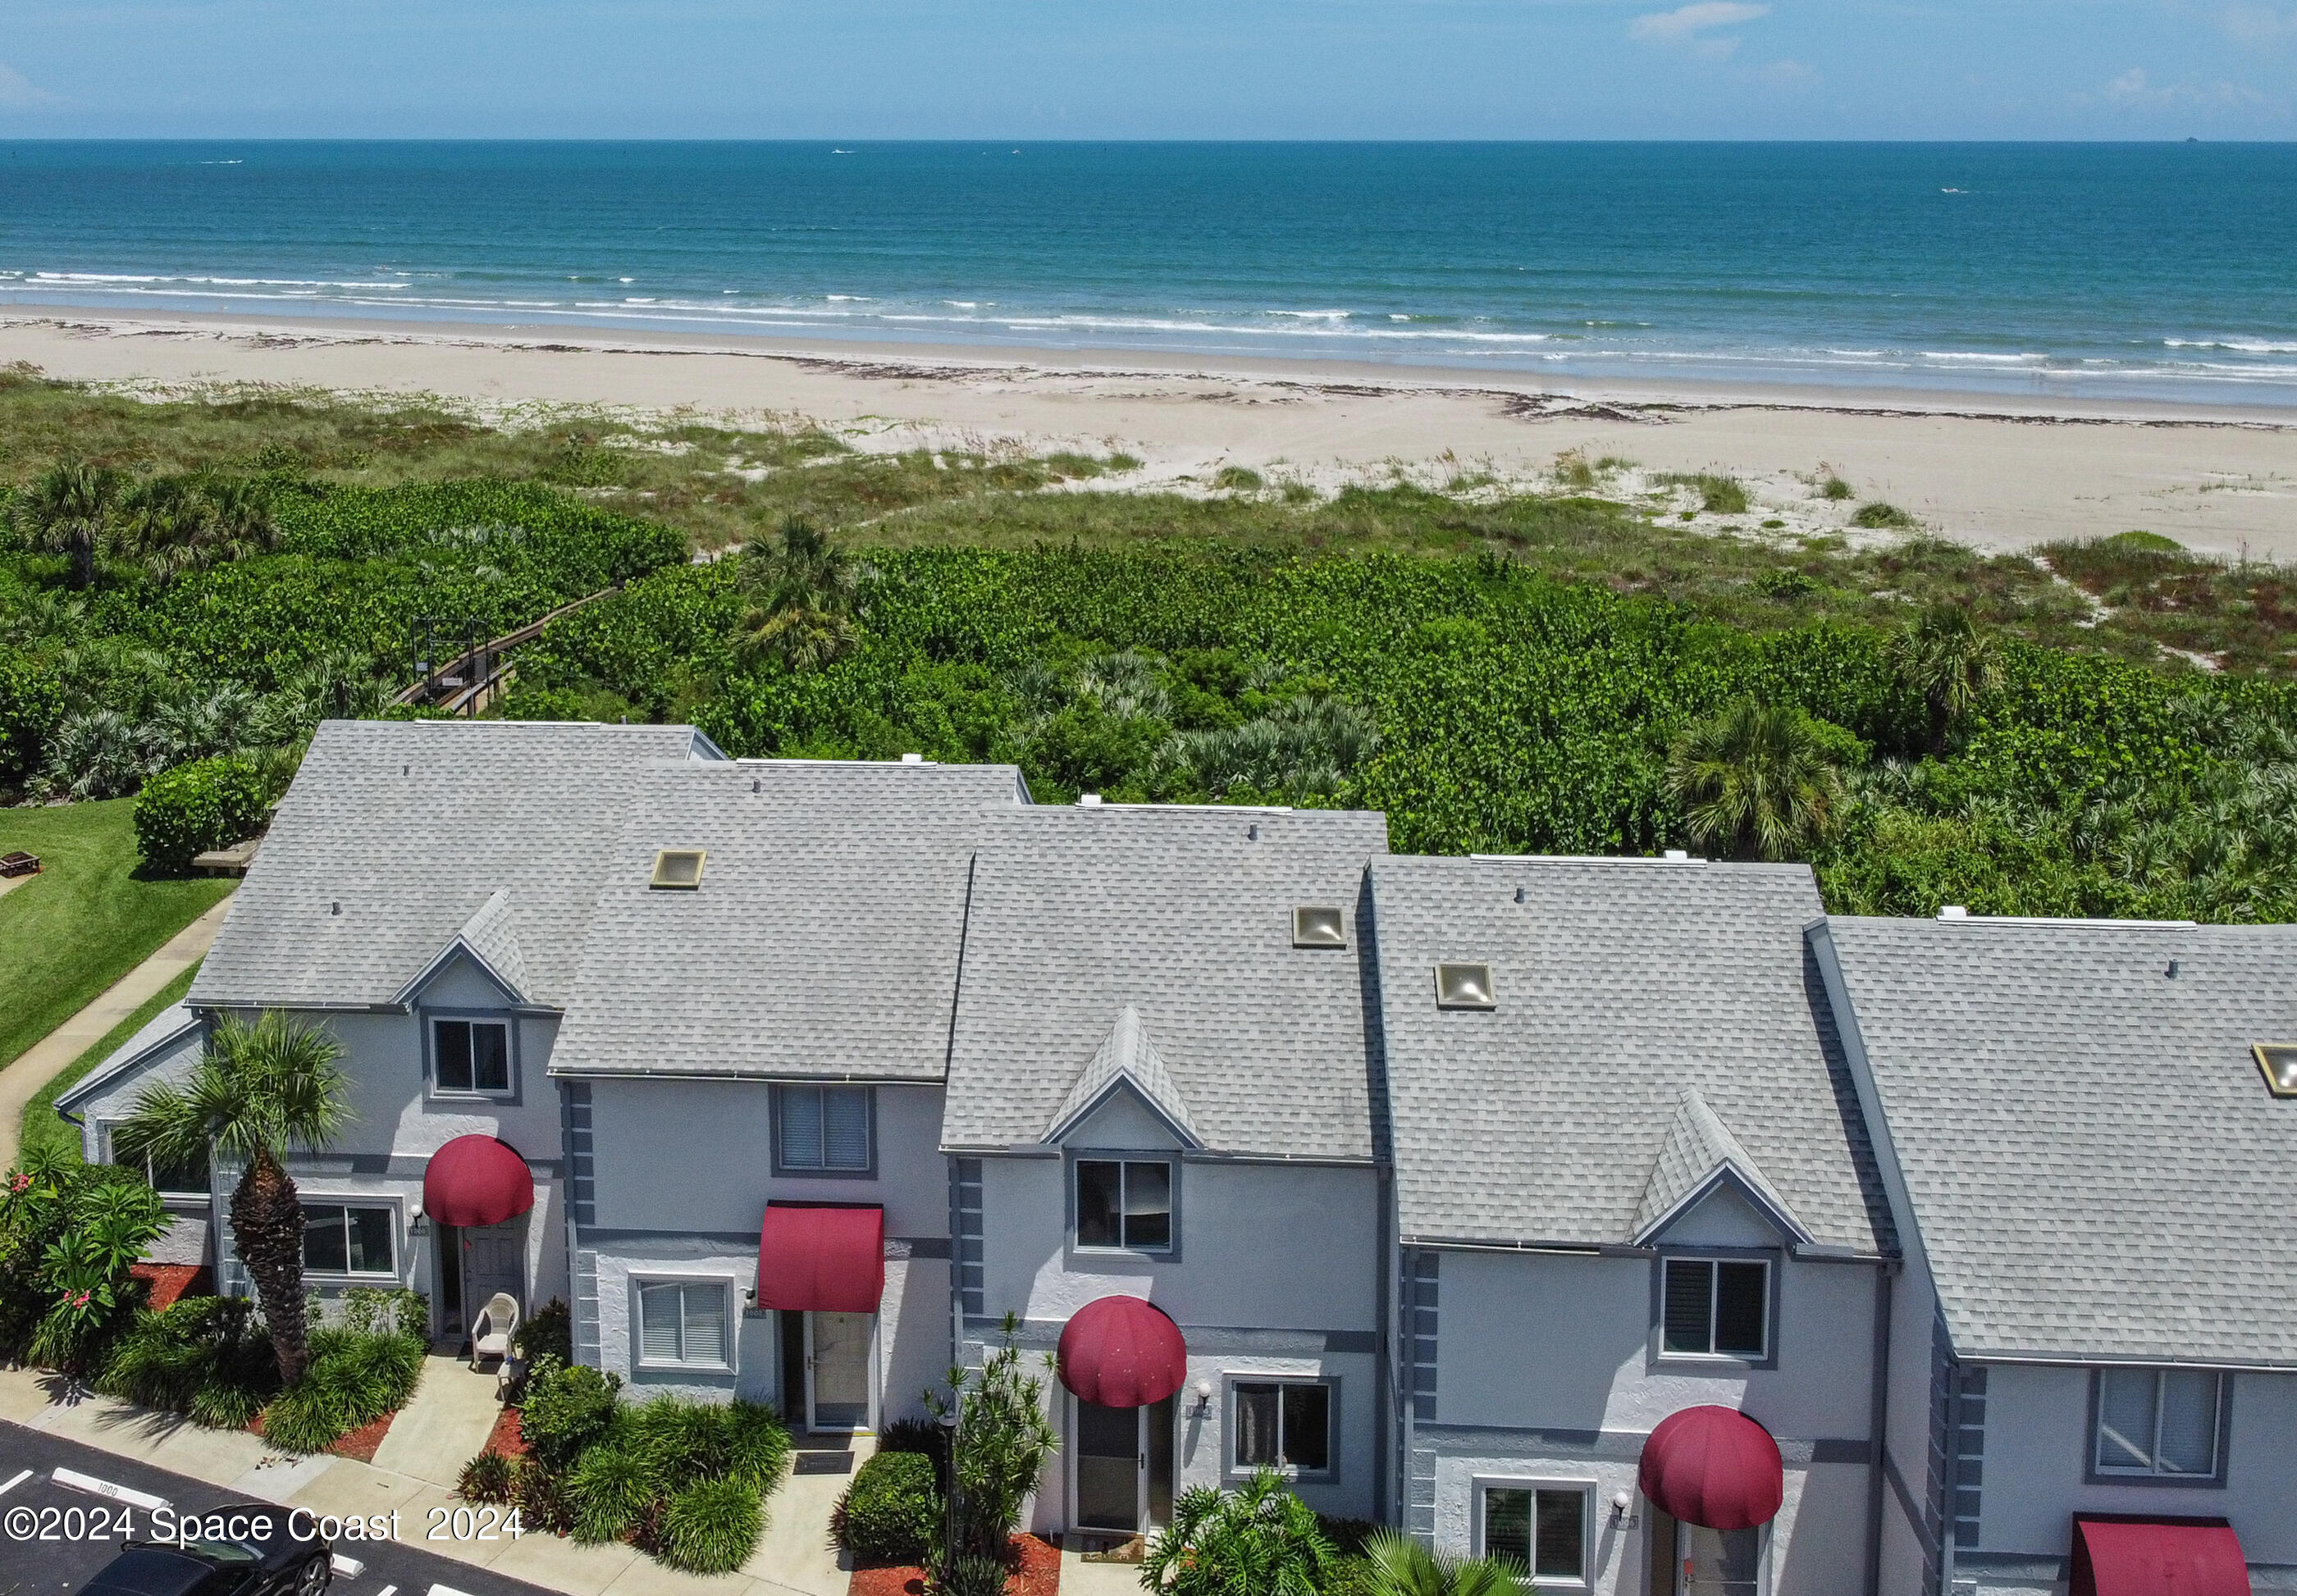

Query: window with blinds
left=2093, top=1367, right=2226, bottom=1480
left=637, top=1280, right=730, bottom=1369
left=1660, top=1256, right=1770, bottom=1359
left=774, top=1084, right=873, bottom=1174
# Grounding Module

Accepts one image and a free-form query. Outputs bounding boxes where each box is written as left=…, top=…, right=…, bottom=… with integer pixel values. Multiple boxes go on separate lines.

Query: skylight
left=2254, top=1044, right=2297, bottom=1098
left=651, top=848, right=706, bottom=890
left=1435, top=962, right=1496, bottom=1010
left=1293, top=906, right=1346, bottom=948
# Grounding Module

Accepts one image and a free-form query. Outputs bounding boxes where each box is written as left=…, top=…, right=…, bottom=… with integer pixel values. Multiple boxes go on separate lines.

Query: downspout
left=1373, top=1161, right=1392, bottom=1523
left=943, top=853, right=981, bottom=1380
left=1864, top=1261, right=1894, bottom=1596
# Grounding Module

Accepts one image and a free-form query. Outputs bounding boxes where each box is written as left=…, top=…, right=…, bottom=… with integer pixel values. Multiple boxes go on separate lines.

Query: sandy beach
left=5, top=309, right=2295, bottom=560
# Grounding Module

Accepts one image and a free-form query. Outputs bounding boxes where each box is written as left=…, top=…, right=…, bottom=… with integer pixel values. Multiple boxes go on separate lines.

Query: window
left=1075, top=1159, right=1172, bottom=1252
left=433, top=1018, right=512, bottom=1094
left=1482, top=1485, right=1589, bottom=1584
left=651, top=848, right=706, bottom=889
left=1662, top=1257, right=1769, bottom=1359
left=301, top=1203, right=395, bottom=1277
left=638, top=1280, right=730, bottom=1369
left=103, top=1123, right=209, bottom=1196
left=774, top=1085, right=872, bottom=1174
left=1233, top=1380, right=1332, bottom=1475
left=1434, top=963, right=1496, bottom=1010
left=2093, top=1368, right=2226, bottom=1480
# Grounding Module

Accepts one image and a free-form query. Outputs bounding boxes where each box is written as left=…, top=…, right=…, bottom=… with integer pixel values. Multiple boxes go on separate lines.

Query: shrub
left=722, top=1399, right=793, bottom=1489
left=938, top=1553, right=1011, bottom=1596
left=459, top=1450, right=517, bottom=1504
left=835, top=1450, right=942, bottom=1562
left=1820, top=474, right=1855, bottom=500
left=259, top=1320, right=426, bottom=1453
left=625, top=1393, right=733, bottom=1478
left=0, top=649, right=62, bottom=789
left=1143, top=1471, right=1333, bottom=1596
left=96, top=1295, right=278, bottom=1429
left=1852, top=501, right=1920, bottom=530
left=134, top=755, right=270, bottom=874
left=1318, top=1555, right=1379, bottom=1596
left=1213, top=467, right=1263, bottom=492
left=0, top=1152, right=168, bottom=1373
left=569, top=1443, right=661, bottom=1544
left=521, top=1360, right=623, bottom=1471
left=514, top=1456, right=574, bottom=1535
left=1655, top=472, right=1749, bottom=515
left=514, top=1297, right=573, bottom=1366
left=926, top=1315, right=1059, bottom=1560
left=878, top=1415, right=952, bottom=1486
left=657, top=1474, right=763, bottom=1575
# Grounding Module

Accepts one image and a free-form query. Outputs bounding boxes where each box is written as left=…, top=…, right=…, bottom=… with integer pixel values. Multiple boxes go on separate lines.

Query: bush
left=0, top=1152, right=169, bottom=1373
left=1143, top=1471, right=1333, bottom=1596
left=134, top=755, right=270, bottom=874
left=1318, top=1555, right=1379, bottom=1596
left=1852, top=501, right=1920, bottom=530
left=259, top=1320, right=426, bottom=1453
left=96, top=1295, right=279, bottom=1430
left=514, top=1456, right=574, bottom=1535
left=877, top=1415, right=951, bottom=1487
left=657, top=1474, right=763, bottom=1575
left=569, top=1443, right=660, bottom=1544
left=723, top=1399, right=793, bottom=1489
left=459, top=1450, right=517, bottom=1504
left=514, top=1297, right=573, bottom=1367
left=939, top=1553, right=1012, bottom=1596
left=521, top=1360, right=623, bottom=1471
left=835, top=1450, right=941, bottom=1562
left=0, top=649, right=62, bottom=789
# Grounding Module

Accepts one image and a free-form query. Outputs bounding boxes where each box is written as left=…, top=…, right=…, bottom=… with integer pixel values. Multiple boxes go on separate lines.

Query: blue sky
left=1, top=1, right=2292, bottom=139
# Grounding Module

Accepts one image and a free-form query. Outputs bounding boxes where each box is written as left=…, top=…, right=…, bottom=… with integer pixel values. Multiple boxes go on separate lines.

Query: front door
left=1072, top=1398, right=1176, bottom=1533
left=459, top=1222, right=524, bottom=1329
left=1673, top=1518, right=1764, bottom=1596
left=806, top=1311, right=873, bottom=1430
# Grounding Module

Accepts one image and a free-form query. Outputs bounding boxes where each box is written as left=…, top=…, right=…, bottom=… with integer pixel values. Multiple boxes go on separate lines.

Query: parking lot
left=0, top=1423, right=555, bottom=1596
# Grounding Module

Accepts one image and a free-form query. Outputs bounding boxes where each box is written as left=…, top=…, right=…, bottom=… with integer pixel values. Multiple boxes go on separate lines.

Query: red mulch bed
left=850, top=1534, right=1060, bottom=1596
left=130, top=1265, right=211, bottom=1311
left=484, top=1404, right=527, bottom=1458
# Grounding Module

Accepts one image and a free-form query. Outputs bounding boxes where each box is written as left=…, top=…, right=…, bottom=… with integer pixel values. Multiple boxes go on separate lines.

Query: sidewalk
left=0, top=892, right=234, bottom=1168
left=0, top=1360, right=852, bottom=1596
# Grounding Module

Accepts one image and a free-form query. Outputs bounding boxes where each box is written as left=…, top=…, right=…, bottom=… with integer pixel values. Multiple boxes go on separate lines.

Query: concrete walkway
left=0, top=891, right=234, bottom=1168
left=0, top=1363, right=856, bottom=1596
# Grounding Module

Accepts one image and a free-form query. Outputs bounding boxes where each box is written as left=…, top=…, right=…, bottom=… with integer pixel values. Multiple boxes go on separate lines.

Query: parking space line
left=52, top=1467, right=170, bottom=1512
left=427, top=1585, right=479, bottom=1596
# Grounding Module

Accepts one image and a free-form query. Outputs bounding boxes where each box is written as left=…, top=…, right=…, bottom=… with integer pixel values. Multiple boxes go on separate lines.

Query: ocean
left=3, top=141, right=2295, bottom=405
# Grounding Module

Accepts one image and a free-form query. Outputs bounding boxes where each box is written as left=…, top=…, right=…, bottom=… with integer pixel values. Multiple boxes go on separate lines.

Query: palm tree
left=118, top=475, right=213, bottom=587
left=1141, top=1471, right=1334, bottom=1596
left=112, top=1011, right=351, bottom=1384
left=11, top=460, right=121, bottom=590
left=731, top=604, right=860, bottom=673
left=1359, top=1530, right=1527, bottom=1596
left=731, top=517, right=871, bottom=673
left=1890, top=605, right=2003, bottom=753
left=1666, top=698, right=1847, bottom=862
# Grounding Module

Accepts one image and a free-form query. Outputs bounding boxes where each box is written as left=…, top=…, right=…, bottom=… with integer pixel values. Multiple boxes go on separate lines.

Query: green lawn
left=17, top=961, right=201, bottom=1165
left=0, top=800, right=232, bottom=1072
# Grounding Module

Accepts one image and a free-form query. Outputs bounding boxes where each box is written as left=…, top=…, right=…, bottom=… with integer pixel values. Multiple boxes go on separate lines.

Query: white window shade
left=640, top=1281, right=729, bottom=1368
left=823, top=1088, right=870, bottom=1170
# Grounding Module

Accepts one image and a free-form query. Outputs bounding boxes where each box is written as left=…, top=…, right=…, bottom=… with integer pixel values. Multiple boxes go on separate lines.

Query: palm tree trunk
left=70, top=527, right=95, bottom=591
left=230, top=1150, right=311, bottom=1385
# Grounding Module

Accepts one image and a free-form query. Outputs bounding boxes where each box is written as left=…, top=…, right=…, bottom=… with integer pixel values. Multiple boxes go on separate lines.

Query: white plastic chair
left=470, top=1293, right=520, bottom=1371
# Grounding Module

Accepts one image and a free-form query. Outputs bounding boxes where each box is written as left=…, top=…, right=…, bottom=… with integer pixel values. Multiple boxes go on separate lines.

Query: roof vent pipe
left=331, top=901, right=341, bottom=916
left=1079, top=793, right=1103, bottom=807
left=1514, top=886, right=1527, bottom=904
left=1248, top=823, right=1260, bottom=841
left=1663, top=849, right=1690, bottom=861
left=901, top=752, right=923, bottom=764
left=1938, top=905, right=1970, bottom=920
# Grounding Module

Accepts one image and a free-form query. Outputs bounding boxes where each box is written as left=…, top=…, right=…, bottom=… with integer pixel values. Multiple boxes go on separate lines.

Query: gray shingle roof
left=1370, top=856, right=1892, bottom=1253
left=941, top=805, right=1391, bottom=1161
left=547, top=759, right=1030, bottom=1080
left=1045, top=1006, right=1201, bottom=1145
left=1632, top=1088, right=1811, bottom=1245
left=55, top=1001, right=203, bottom=1117
left=191, top=720, right=721, bottom=1012
left=1819, top=916, right=2297, bottom=1368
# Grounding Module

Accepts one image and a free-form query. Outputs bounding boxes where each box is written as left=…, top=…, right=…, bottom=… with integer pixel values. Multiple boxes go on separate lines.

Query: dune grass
left=1653, top=472, right=1751, bottom=515
left=18, top=962, right=200, bottom=1165
left=1852, top=501, right=1920, bottom=530
left=0, top=800, right=232, bottom=1073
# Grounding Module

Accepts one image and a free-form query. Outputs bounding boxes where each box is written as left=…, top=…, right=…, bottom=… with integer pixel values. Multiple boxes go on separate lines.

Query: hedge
left=833, top=1448, right=942, bottom=1562
left=133, top=756, right=271, bottom=874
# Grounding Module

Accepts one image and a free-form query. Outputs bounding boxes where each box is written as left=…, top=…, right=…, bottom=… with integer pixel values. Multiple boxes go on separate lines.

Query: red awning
left=1637, top=1406, right=1784, bottom=1532
left=1057, top=1296, right=1187, bottom=1409
left=422, top=1135, right=536, bottom=1229
left=2071, top=1516, right=2250, bottom=1596
left=756, top=1204, right=885, bottom=1314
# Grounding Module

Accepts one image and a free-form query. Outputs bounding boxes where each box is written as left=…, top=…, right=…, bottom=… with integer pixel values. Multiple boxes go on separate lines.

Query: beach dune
left=5, top=311, right=2295, bottom=561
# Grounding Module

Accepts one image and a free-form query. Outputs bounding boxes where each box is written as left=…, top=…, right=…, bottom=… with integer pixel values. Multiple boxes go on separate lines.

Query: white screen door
left=806, top=1311, right=873, bottom=1430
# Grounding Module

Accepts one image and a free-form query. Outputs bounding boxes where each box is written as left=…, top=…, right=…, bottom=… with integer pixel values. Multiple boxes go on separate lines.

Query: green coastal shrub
left=134, top=755, right=270, bottom=874
left=833, top=1449, right=941, bottom=1562
left=97, top=1295, right=279, bottom=1430
left=515, top=1297, right=573, bottom=1367
left=0, top=1151, right=169, bottom=1375
left=259, top=1319, right=426, bottom=1453
left=0, top=649, right=62, bottom=789
left=1852, top=501, right=1920, bottom=530
left=657, top=1474, right=764, bottom=1575
left=569, top=1444, right=661, bottom=1544
left=458, top=1449, right=517, bottom=1504
left=521, top=1360, right=623, bottom=1470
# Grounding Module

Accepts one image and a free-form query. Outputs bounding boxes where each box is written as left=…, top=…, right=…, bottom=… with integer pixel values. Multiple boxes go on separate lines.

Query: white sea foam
left=2163, top=338, right=2297, bottom=354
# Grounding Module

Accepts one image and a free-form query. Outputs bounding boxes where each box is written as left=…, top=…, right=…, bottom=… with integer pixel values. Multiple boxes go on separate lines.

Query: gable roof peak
left=1633, top=1087, right=1811, bottom=1246
left=1043, top=1004, right=1201, bottom=1147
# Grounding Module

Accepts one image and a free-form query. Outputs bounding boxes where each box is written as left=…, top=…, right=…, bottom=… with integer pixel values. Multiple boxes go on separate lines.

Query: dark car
left=84, top=1506, right=331, bottom=1596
